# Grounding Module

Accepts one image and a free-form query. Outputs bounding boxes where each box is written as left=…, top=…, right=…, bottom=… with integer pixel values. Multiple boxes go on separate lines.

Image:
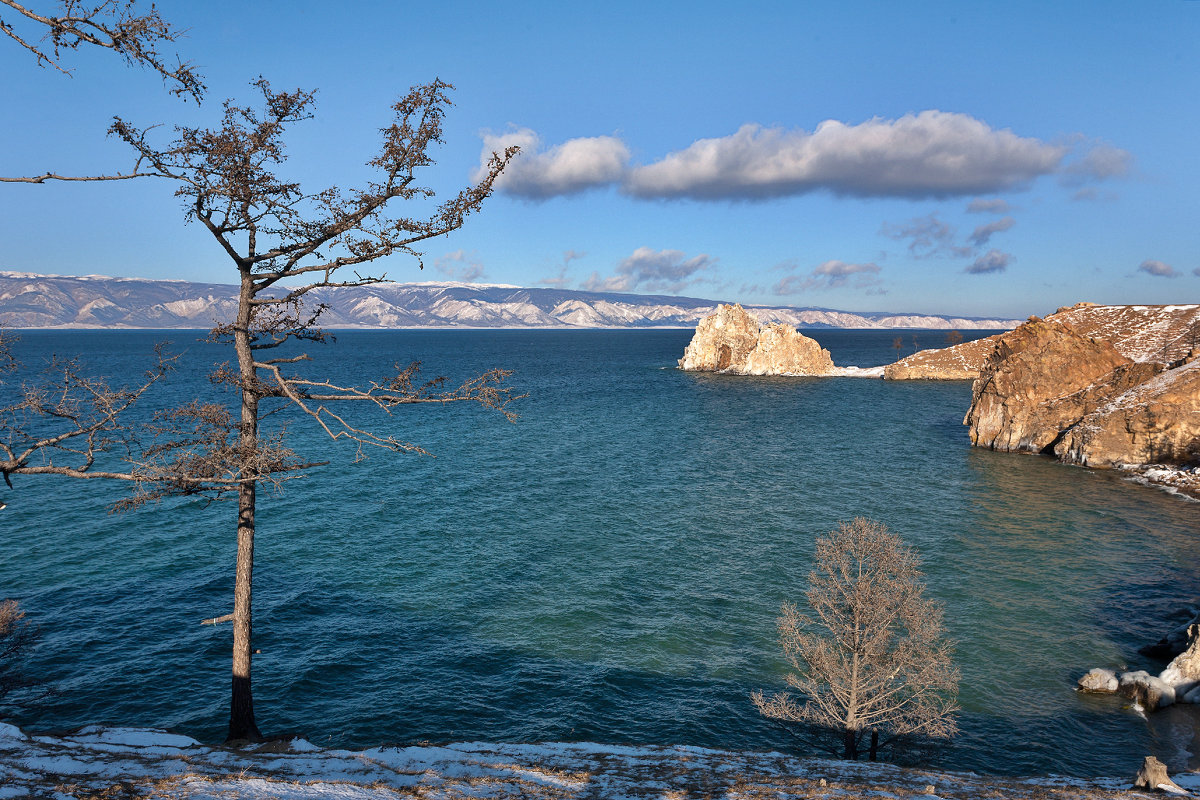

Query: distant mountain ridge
left=0, top=271, right=1022, bottom=330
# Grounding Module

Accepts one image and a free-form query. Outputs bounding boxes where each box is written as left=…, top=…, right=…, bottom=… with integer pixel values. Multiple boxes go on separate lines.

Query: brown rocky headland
left=886, top=301, right=1200, bottom=381
left=963, top=304, right=1200, bottom=498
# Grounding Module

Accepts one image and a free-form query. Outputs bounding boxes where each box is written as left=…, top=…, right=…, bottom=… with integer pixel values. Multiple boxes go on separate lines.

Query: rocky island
left=678, top=303, right=836, bottom=376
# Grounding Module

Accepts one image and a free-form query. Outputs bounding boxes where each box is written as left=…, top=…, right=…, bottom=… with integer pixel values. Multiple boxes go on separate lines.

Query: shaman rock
left=678, top=304, right=835, bottom=376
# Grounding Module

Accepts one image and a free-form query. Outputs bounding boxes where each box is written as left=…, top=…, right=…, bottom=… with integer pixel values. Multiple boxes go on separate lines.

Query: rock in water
left=1077, top=668, right=1119, bottom=693
left=1133, top=755, right=1184, bottom=793
left=1161, top=624, right=1200, bottom=693
left=678, top=304, right=835, bottom=376
left=1117, top=671, right=1176, bottom=710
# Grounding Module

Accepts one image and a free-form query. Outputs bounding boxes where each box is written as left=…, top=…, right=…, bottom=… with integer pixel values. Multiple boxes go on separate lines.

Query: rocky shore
left=0, top=721, right=1188, bottom=799
left=678, top=302, right=1198, bottom=498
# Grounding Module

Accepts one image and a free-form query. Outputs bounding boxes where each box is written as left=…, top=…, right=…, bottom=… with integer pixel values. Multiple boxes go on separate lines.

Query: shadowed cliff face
left=964, top=314, right=1200, bottom=473
left=678, top=303, right=835, bottom=376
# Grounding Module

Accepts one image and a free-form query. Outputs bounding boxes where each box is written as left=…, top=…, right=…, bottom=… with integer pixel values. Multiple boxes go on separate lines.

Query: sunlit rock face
left=678, top=303, right=835, bottom=376
left=1056, top=356, right=1200, bottom=468
left=964, top=317, right=1160, bottom=454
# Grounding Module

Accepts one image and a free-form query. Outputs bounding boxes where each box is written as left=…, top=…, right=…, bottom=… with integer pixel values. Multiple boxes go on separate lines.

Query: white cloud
left=537, top=250, right=586, bottom=287
left=583, top=247, right=714, bottom=294
left=476, top=128, right=629, bottom=199
left=968, top=216, right=1016, bottom=247
left=1139, top=259, right=1178, bottom=278
left=1061, top=142, right=1133, bottom=187
left=774, top=260, right=882, bottom=294
left=966, top=198, right=1012, bottom=214
left=965, top=249, right=1013, bottom=274
left=480, top=115, right=1131, bottom=202
left=625, top=112, right=1067, bottom=200
left=880, top=214, right=973, bottom=259
left=434, top=250, right=485, bottom=282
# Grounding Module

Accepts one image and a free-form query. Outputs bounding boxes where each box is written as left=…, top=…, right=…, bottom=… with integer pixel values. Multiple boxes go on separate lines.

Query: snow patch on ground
left=830, top=365, right=886, bottom=378
left=0, top=723, right=1186, bottom=799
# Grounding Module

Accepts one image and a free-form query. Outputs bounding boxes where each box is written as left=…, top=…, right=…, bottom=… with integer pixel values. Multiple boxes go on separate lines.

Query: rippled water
left=3, top=329, right=1199, bottom=777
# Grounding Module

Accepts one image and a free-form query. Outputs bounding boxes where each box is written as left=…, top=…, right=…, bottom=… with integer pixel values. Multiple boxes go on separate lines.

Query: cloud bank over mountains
left=477, top=111, right=1129, bottom=202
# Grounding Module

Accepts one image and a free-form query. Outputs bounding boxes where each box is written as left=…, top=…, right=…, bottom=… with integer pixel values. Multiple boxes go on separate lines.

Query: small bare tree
left=944, top=330, right=964, bottom=346
left=2, top=78, right=519, bottom=743
left=891, top=336, right=903, bottom=363
left=1, top=0, right=204, bottom=184
left=0, top=599, right=44, bottom=715
left=752, top=517, right=958, bottom=762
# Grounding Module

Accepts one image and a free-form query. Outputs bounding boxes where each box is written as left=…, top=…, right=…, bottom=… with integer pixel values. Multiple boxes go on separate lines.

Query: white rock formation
left=678, top=304, right=835, bottom=376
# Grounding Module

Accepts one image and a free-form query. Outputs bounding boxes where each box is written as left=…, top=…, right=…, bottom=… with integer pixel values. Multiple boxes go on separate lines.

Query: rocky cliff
left=887, top=302, right=1200, bottom=381
left=1057, top=357, right=1200, bottom=468
left=678, top=303, right=835, bottom=376
left=963, top=310, right=1200, bottom=493
left=965, top=318, right=1163, bottom=453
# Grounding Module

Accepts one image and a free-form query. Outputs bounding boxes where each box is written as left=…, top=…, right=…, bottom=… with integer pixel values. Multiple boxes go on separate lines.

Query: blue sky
left=2, top=0, right=1197, bottom=318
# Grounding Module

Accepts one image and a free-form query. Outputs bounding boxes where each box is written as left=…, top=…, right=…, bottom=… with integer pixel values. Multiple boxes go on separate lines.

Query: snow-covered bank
left=1120, top=463, right=1200, bottom=501
left=0, top=722, right=1190, bottom=799
left=829, top=365, right=886, bottom=378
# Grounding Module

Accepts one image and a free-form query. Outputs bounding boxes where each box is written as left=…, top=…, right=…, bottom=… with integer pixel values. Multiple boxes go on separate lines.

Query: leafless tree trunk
left=3, top=76, right=518, bottom=743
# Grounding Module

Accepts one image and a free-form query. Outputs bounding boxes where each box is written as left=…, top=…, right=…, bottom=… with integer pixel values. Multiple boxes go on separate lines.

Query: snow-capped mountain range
left=0, top=271, right=1022, bottom=330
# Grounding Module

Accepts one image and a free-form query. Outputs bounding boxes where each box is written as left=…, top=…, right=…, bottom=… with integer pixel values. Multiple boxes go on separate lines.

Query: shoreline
left=0, top=721, right=1185, bottom=799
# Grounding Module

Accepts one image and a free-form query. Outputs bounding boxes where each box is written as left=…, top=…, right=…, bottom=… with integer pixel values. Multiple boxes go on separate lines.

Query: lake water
left=2, top=328, right=1199, bottom=777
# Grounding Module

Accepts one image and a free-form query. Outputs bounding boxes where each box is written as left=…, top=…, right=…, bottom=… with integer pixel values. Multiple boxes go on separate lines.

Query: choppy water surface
left=3, top=329, right=1199, bottom=777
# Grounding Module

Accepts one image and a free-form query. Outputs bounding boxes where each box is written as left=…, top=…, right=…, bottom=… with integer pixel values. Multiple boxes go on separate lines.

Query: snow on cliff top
left=1052, top=303, right=1200, bottom=363
left=0, top=722, right=1189, bottom=799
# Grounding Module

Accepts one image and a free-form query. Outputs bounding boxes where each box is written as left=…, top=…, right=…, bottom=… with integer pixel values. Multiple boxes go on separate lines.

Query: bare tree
left=2, top=78, right=519, bottom=743
left=944, top=330, right=963, bottom=346
left=891, top=336, right=903, bottom=363
left=1, top=0, right=204, bottom=184
left=752, top=517, right=958, bottom=762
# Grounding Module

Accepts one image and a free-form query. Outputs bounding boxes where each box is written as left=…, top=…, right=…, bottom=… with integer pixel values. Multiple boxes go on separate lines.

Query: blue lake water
left=2, top=328, right=1199, bottom=777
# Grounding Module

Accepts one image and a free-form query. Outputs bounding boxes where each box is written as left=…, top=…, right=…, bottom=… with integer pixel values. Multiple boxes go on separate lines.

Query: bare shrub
left=752, top=517, right=959, bottom=761
left=0, top=599, right=43, bottom=714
